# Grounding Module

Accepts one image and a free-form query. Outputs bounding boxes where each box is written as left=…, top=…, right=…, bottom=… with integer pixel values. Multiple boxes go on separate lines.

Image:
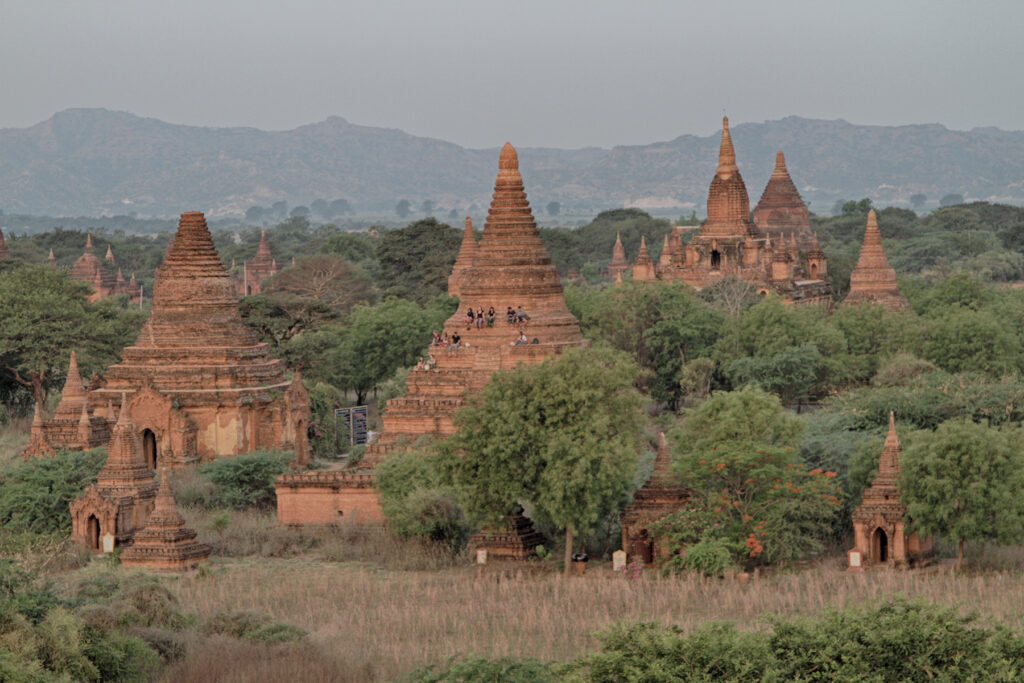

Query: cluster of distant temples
left=16, top=116, right=918, bottom=571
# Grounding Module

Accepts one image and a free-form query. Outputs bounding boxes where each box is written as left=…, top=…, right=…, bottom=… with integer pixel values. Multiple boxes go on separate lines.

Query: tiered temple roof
left=845, top=210, right=910, bottom=310
left=68, top=235, right=137, bottom=302
left=753, top=151, right=812, bottom=249
left=277, top=143, right=586, bottom=538
left=606, top=232, right=629, bottom=279
left=237, top=230, right=279, bottom=296
left=621, top=432, right=689, bottom=562
left=121, top=469, right=211, bottom=571
left=0, top=228, right=8, bottom=258
left=26, top=351, right=110, bottom=455
left=631, top=236, right=657, bottom=281
left=448, top=217, right=477, bottom=297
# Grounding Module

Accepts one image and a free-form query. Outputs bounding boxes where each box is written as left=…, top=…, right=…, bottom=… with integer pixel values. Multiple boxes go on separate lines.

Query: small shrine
left=235, top=230, right=280, bottom=296
left=70, top=397, right=158, bottom=550
left=68, top=234, right=138, bottom=302
left=25, top=351, right=110, bottom=455
left=605, top=231, right=629, bottom=280
left=0, top=228, right=9, bottom=259
left=849, top=413, right=933, bottom=569
left=621, top=432, right=689, bottom=563
left=844, top=210, right=911, bottom=310
left=121, top=469, right=211, bottom=571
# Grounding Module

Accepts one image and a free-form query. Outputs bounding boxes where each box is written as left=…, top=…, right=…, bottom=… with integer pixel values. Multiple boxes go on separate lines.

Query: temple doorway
left=810, top=263, right=818, bottom=278
left=710, top=250, right=722, bottom=270
left=872, top=527, right=888, bottom=563
left=87, top=515, right=100, bottom=550
left=143, top=429, right=157, bottom=470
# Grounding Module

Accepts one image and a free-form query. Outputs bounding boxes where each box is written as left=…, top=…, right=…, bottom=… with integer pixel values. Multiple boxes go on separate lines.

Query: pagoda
left=631, top=236, right=657, bottom=281
left=844, top=210, right=910, bottom=310
left=70, top=235, right=117, bottom=302
left=0, top=228, right=8, bottom=258
left=620, top=432, right=689, bottom=563
left=850, top=413, right=933, bottom=569
left=277, top=144, right=587, bottom=536
left=236, top=230, right=279, bottom=296
left=70, top=396, right=158, bottom=550
left=24, top=212, right=310, bottom=465
left=606, top=232, right=629, bottom=279
left=25, top=351, right=110, bottom=455
left=447, top=217, right=477, bottom=297
left=753, top=151, right=812, bottom=250
left=121, top=469, right=211, bottom=571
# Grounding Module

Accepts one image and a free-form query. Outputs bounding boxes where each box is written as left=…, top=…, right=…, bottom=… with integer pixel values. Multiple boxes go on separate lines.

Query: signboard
left=847, top=548, right=863, bottom=571
left=102, top=533, right=115, bottom=553
left=334, top=406, right=368, bottom=446
left=612, top=549, right=627, bottom=571
left=476, top=549, right=488, bottom=565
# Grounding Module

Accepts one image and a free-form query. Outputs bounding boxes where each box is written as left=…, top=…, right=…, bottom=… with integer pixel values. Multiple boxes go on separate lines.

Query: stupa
left=236, top=230, right=279, bottom=296
left=620, top=433, right=689, bottom=563
left=47, top=248, right=57, bottom=266
left=67, top=235, right=137, bottom=302
left=631, top=236, right=657, bottom=281
left=26, top=212, right=310, bottom=465
left=617, top=118, right=832, bottom=307
left=26, top=351, right=110, bottom=455
left=277, top=144, right=587, bottom=534
left=70, top=397, right=158, bottom=550
left=606, top=232, right=629, bottom=279
left=447, top=217, right=477, bottom=297
left=0, top=228, right=8, bottom=258
left=753, top=151, right=813, bottom=250
left=121, top=469, right=211, bottom=571
left=849, top=413, right=933, bottom=569
left=844, top=210, right=910, bottom=310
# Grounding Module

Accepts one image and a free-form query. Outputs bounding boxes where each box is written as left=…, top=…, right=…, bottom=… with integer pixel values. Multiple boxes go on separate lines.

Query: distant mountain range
left=1, top=108, right=1023, bottom=218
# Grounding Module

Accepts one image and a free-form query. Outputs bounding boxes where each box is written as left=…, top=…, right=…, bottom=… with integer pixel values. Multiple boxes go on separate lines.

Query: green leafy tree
left=921, top=306, right=1020, bottom=376
left=660, top=387, right=841, bottom=572
left=910, top=193, right=927, bottom=211
left=0, top=265, right=144, bottom=404
left=940, top=193, right=965, bottom=207
left=0, top=449, right=106, bottom=535
left=446, top=345, right=646, bottom=574
left=725, top=342, right=824, bottom=409
left=376, top=449, right=469, bottom=550
left=395, top=200, right=412, bottom=219
left=545, top=201, right=560, bottom=217
left=376, top=218, right=462, bottom=302
left=197, top=451, right=293, bottom=509
left=900, top=419, right=1024, bottom=569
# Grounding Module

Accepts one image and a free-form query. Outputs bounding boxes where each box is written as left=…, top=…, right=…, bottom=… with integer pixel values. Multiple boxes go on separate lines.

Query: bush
left=0, top=449, right=106, bottom=534
left=376, top=450, right=469, bottom=551
left=674, top=538, right=737, bottom=577
left=407, top=654, right=556, bottom=682
left=202, top=612, right=306, bottom=644
left=198, top=450, right=293, bottom=509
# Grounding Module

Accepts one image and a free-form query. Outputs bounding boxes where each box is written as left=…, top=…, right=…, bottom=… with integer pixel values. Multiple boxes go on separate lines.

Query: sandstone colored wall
left=276, top=476, right=384, bottom=525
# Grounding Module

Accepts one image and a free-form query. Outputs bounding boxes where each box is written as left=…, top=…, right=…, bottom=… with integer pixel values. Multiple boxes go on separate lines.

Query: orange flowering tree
left=657, top=387, right=841, bottom=574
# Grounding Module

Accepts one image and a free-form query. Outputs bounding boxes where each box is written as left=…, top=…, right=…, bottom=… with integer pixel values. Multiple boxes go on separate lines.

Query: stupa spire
left=845, top=210, right=910, bottom=310
left=105, top=244, right=115, bottom=263
left=0, top=228, right=8, bottom=258
left=716, top=117, right=738, bottom=178
left=48, top=248, right=56, bottom=265
left=650, top=432, right=675, bottom=486
left=659, top=234, right=672, bottom=268
left=85, top=234, right=94, bottom=252
left=149, top=468, right=186, bottom=528
left=55, top=351, right=88, bottom=417
left=448, top=217, right=478, bottom=297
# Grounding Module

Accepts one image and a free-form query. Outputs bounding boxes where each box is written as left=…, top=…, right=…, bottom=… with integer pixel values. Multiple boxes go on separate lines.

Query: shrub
left=0, top=449, right=106, bottom=534
left=376, top=449, right=469, bottom=551
left=202, top=611, right=306, bottom=644
left=674, top=538, right=737, bottom=578
left=407, top=654, right=556, bottom=682
left=198, top=450, right=293, bottom=509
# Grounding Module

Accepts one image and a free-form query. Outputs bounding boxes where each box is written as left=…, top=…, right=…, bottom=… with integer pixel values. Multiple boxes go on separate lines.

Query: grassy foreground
left=147, top=555, right=1024, bottom=682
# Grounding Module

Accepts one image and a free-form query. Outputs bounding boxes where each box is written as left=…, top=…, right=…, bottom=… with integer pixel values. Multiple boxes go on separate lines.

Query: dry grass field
left=149, top=552, right=1024, bottom=682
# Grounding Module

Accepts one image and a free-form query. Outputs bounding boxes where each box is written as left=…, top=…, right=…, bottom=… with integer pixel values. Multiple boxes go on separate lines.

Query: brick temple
left=235, top=229, right=279, bottom=296
left=844, top=209, right=910, bottom=310
left=447, top=217, right=476, bottom=297
left=620, top=432, right=689, bottom=564
left=26, top=212, right=309, bottom=466
left=121, top=469, right=211, bottom=571
left=69, top=234, right=140, bottom=302
left=612, top=118, right=832, bottom=307
left=277, top=144, right=587, bottom=543
left=849, top=413, right=932, bottom=569
left=752, top=151, right=813, bottom=250
left=0, top=228, right=8, bottom=259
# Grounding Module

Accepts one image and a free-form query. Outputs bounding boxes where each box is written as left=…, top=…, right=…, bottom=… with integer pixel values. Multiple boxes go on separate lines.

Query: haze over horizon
left=1, top=1, right=1021, bottom=149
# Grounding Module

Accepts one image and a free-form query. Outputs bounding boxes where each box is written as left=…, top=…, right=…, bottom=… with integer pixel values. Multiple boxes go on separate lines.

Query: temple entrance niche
left=710, top=250, right=722, bottom=270
left=873, top=527, right=888, bottom=563
left=810, top=263, right=818, bottom=278
left=142, top=429, right=157, bottom=470
left=87, top=515, right=100, bottom=550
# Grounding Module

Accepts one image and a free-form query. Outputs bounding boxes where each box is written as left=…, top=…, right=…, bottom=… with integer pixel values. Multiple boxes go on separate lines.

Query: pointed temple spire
left=256, top=230, right=272, bottom=259
left=649, top=432, right=675, bottom=487
left=753, top=150, right=812, bottom=249
left=716, top=116, right=738, bottom=178
left=448, top=217, right=478, bottom=297
left=607, top=231, right=629, bottom=279
left=48, top=248, right=57, bottom=266
left=845, top=210, right=910, bottom=310
left=120, top=467, right=211, bottom=571
left=702, top=117, right=757, bottom=236
left=105, top=244, right=115, bottom=263
left=55, top=351, right=88, bottom=418
left=85, top=234, right=94, bottom=252
left=659, top=234, right=672, bottom=268
left=0, top=228, right=8, bottom=259
left=632, top=235, right=656, bottom=281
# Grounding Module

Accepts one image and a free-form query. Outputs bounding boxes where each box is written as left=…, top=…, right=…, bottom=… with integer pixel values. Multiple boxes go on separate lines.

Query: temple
left=277, top=144, right=587, bottom=548
left=0, top=228, right=8, bottom=258
left=235, top=230, right=280, bottom=296
left=630, top=236, right=657, bottom=282
left=753, top=151, right=813, bottom=250
left=25, top=351, right=110, bottom=455
left=121, top=470, right=211, bottom=571
left=605, top=232, right=629, bottom=279
left=611, top=119, right=831, bottom=307
left=620, top=432, right=689, bottom=564
left=844, top=210, right=910, bottom=310
left=25, top=212, right=310, bottom=466
left=447, top=217, right=477, bottom=297
left=69, top=397, right=158, bottom=551
left=68, top=234, right=139, bottom=302
left=849, top=413, right=933, bottom=569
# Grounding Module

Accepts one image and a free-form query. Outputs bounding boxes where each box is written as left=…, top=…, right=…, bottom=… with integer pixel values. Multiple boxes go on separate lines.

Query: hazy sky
left=1, top=1, right=1020, bottom=148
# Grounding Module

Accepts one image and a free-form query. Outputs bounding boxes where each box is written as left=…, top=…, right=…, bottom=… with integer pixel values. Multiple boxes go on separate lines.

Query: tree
left=725, top=342, right=825, bottom=409
left=289, top=205, right=310, bottom=218
left=659, top=387, right=841, bottom=573
left=263, top=254, right=376, bottom=314
left=0, top=265, right=145, bottom=405
left=841, top=198, right=873, bottom=217
left=910, top=193, right=927, bottom=211
left=270, top=201, right=288, bottom=219
left=546, top=201, right=560, bottom=217
left=420, top=200, right=435, bottom=216
left=446, top=345, right=646, bottom=574
left=395, top=200, right=412, bottom=219
left=245, top=206, right=265, bottom=223
left=900, top=419, right=1024, bottom=569
left=376, top=218, right=462, bottom=302
left=940, top=193, right=964, bottom=207
left=310, top=199, right=329, bottom=217
left=329, top=198, right=354, bottom=217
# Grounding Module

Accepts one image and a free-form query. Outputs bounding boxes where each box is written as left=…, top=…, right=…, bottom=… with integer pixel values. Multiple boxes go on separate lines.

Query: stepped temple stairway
left=277, top=144, right=587, bottom=544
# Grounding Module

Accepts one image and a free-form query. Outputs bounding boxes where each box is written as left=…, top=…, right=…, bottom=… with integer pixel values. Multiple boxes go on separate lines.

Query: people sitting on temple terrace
left=475, top=307, right=484, bottom=329
left=464, top=307, right=475, bottom=330
left=448, top=332, right=462, bottom=354
left=431, top=330, right=441, bottom=346
left=486, top=306, right=496, bottom=326
left=506, top=306, right=516, bottom=325
left=512, top=332, right=528, bottom=346
left=516, top=305, right=530, bottom=322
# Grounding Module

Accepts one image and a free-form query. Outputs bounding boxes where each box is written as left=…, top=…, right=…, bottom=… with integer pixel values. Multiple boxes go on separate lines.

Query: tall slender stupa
left=844, top=210, right=910, bottom=310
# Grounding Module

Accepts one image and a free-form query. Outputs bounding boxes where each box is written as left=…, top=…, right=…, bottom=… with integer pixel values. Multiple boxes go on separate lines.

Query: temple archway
left=872, top=527, right=888, bottom=563
left=142, top=429, right=157, bottom=470
left=87, top=515, right=100, bottom=550
left=810, top=263, right=818, bottom=278
left=710, top=250, right=721, bottom=270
